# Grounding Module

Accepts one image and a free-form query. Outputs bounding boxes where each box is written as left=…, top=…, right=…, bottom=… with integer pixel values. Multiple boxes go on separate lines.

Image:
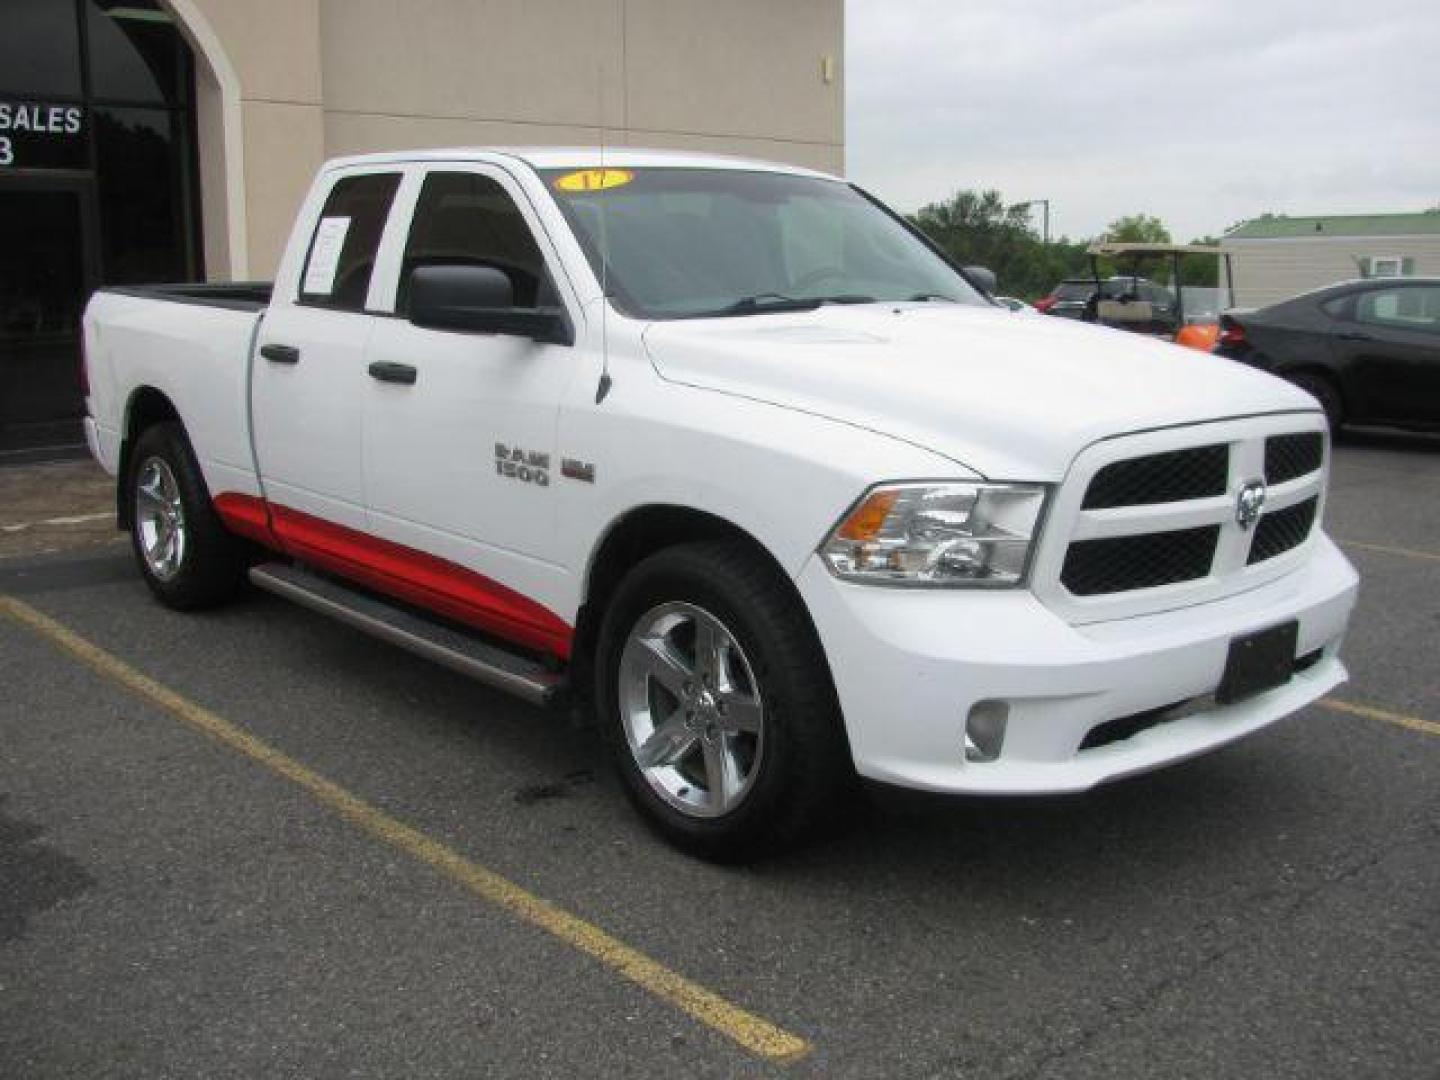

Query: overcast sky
left=845, top=0, right=1440, bottom=241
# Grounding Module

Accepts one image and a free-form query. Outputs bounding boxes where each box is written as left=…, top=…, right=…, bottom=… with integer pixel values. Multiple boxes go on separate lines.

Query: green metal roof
left=1227, top=212, right=1440, bottom=239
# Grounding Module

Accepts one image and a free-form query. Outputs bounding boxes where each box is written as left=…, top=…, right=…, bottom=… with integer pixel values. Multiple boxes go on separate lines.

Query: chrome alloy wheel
left=618, top=602, right=765, bottom=818
left=135, top=456, right=187, bottom=581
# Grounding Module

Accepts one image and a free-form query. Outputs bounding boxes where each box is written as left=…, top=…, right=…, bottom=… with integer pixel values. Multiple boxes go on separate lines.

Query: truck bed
left=83, top=284, right=271, bottom=495
left=99, top=282, right=273, bottom=313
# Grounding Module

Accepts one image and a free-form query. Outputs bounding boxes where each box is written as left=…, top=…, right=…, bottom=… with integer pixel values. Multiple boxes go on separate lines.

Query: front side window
left=398, top=171, right=549, bottom=312
left=541, top=167, right=985, bottom=319
left=1355, top=286, right=1440, bottom=334
left=299, top=172, right=401, bottom=311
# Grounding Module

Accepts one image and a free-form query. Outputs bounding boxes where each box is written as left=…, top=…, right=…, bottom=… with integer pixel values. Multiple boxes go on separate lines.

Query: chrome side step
left=248, top=562, right=565, bottom=707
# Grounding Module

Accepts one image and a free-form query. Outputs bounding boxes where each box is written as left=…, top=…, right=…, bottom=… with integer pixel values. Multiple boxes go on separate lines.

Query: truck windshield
left=539, top=167, right=986, bottom=319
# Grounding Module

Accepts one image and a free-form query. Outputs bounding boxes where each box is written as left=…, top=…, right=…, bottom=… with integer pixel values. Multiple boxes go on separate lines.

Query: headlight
left=819, top=482, right=1048, bottom=587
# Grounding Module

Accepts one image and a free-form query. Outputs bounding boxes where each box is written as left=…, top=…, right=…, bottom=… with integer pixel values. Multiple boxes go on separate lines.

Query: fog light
left=964, top=700, right=1009, bottom=762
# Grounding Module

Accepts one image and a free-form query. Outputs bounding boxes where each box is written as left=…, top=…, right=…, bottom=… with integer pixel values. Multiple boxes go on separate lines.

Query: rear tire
left=595, top=541, right=853, bottom=861
left=1287, top=371, right=1343, bottom=435
left=128, top=422, right=248, bottom=610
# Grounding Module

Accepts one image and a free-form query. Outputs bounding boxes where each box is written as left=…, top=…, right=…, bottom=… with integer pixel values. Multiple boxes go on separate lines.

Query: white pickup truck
left=83, top=148, right=1358, bottom=859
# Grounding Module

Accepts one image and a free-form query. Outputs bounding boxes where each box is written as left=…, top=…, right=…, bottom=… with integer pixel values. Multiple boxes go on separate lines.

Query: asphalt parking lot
left=2, top=432, right=1437, bottom=1078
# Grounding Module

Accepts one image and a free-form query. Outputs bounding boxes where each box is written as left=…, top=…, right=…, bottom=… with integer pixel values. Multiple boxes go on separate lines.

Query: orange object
left=1175, top=323, right=1220, bottom=352
left=837, top=489, right=899, bottom=541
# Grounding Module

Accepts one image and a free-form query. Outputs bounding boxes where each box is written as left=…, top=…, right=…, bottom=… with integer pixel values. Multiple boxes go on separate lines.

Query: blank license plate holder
left=1217, top=620, right=1299, bottom=705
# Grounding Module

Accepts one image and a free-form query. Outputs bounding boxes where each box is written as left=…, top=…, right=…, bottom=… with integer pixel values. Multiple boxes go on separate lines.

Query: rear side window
left=397, top=171, right=548, bottom=312
left=1354, top=285, right=1440, bottom=334
left=299, top=172, right=402, bottom=311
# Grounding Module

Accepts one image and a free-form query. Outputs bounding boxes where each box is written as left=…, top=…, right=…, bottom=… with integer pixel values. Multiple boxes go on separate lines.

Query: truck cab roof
left=321, top=146, right=837, bottom=180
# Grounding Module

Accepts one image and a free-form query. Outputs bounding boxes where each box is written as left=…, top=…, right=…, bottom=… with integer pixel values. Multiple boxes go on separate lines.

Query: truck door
left=251, top=169, right=402, bottom=535
left=1334, top=283, right=1440, bottom=424
left=360, top=166, right=585, bottom=650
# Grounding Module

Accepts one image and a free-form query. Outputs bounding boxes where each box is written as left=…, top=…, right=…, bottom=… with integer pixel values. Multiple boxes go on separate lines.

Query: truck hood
left=642, top=303, right=1317, bottom=479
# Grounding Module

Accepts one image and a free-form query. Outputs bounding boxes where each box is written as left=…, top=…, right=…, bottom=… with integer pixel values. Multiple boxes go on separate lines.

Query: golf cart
left=1083, top=242, right=1236, bottom=351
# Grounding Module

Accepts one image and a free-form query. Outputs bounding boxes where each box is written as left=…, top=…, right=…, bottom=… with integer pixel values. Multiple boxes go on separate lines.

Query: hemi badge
left=561, top=458, right=595, bottom=483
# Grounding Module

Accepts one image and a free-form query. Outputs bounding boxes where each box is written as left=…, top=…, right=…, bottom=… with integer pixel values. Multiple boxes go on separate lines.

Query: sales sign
left=0, top=101, right=87, bottom=169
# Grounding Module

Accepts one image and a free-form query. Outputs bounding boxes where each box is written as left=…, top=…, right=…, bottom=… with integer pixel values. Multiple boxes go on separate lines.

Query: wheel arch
left=571, top=504, right=820, bottom=691
left=117, top=386, right=182, bottom=528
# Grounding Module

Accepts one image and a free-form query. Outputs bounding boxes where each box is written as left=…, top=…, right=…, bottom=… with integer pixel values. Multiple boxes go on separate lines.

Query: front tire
left=595, top=541, right=853, bottom=861
left=128, top=422, right=248, bottom=610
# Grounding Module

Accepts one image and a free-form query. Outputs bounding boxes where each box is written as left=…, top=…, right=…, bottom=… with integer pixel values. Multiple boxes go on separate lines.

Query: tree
left=908, top=193, right=1221, bottom=300
left=911, top=190, right=1032, bottom=265
left=1180, top=235, right=1220, bottom=287
left=909, top=189, right=1089, bottom=300
left=1104, top=213, right=1171, bottom=244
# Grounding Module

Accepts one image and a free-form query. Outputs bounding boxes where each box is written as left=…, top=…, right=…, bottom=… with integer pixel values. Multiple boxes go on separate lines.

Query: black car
left=1214, top=278, right=1440, bottom=432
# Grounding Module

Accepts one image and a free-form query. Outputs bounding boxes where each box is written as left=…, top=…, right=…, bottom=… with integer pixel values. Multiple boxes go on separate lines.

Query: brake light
left=1034, top=296, right=1057, bottom=313
left=1217, top=322, right=1248, bottom=348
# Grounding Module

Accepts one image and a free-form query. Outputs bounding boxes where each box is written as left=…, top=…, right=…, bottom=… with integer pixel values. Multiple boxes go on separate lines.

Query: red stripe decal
left=213, top=492, right=573, bottom=659
left=213, top=492, right=277, bottom=546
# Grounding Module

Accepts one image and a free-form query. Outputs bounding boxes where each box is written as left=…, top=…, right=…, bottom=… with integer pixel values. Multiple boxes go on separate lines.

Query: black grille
left=1062, top=526, right=1220, bottom=596
left=1082, top=445, right=1229, bottom=509
left=1247, top=497, right=1318, bottom=565
left=1265, top=432, right=1324, bottom=484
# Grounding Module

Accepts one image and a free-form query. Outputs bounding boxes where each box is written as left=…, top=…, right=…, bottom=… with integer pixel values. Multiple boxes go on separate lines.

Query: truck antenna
left=595, top=65, right=613, bottom=405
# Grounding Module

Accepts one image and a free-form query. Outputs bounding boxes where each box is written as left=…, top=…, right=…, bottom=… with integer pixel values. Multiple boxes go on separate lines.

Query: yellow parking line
left=1337, top=539, right=1440, bottom=563
left=0, top=595, right=811, bottom=1065
left=1320, top=697, right=1440, bottom=738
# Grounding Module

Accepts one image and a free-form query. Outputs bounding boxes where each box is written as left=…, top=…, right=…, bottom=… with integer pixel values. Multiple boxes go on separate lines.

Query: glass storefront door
left=0, top=178, right=99, bottom=456
left=1, top=0, right=198, bottom=461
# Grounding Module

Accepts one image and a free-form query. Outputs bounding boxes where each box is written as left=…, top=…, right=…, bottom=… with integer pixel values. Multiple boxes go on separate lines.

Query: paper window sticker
left=302, top=216, right=352, bottom=296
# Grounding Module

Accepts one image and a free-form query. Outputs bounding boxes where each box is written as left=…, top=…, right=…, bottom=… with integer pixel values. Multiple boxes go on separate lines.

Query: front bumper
left=798, top=535, right=1358, bottom=794
left=84, top=415, right=121, bottom=475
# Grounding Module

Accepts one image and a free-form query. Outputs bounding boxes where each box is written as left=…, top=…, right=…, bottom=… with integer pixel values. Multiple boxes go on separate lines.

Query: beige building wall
left=165, top=0, right=844, bottom=281
left=1222, top=236, right=1440, bottom=308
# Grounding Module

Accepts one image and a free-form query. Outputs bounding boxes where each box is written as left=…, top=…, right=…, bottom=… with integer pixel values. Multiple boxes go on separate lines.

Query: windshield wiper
left=720, top=293, right=819, bottom=315
left=710, top=293, right=876, bottom=317
left=907, top=292, right=958, bottom=302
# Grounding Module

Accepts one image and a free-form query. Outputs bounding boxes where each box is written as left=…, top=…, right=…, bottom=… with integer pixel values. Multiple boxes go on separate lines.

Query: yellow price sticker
left=553, top=168, right=635, bottom=193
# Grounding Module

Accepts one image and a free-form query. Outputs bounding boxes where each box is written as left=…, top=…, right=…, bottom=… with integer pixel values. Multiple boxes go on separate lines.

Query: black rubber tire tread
left=1287, top=371, right=1343, bottom=435
left=128, top=421, right=249, bottom=610
left=595, top=540, right=854, bottom=862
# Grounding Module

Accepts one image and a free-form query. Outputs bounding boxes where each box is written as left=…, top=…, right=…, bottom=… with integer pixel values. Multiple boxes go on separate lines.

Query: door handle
left=260, top=343, right=300, bottom=364
left=368, top=361, right=417, bottom=385
left=1335, top=331, right=1373, bottom=342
